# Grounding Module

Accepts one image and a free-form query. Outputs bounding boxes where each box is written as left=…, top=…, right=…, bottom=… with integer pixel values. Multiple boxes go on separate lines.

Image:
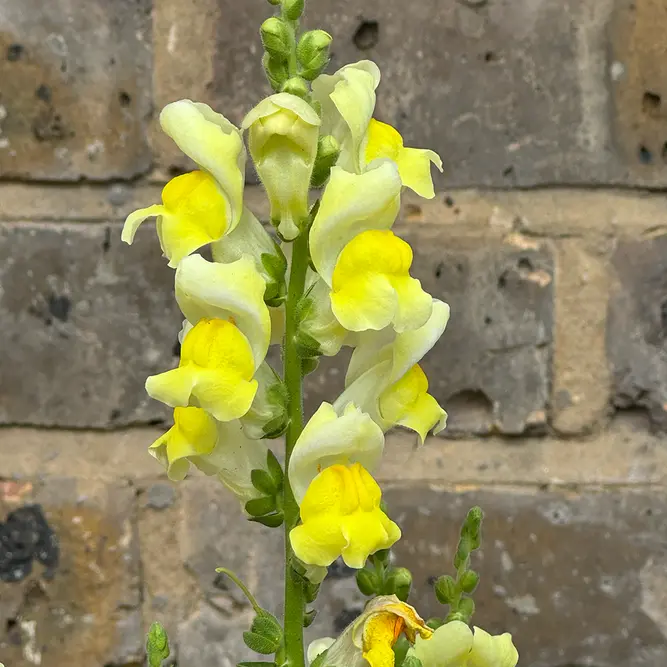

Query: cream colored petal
left=175, top=254, right=271, bottom=369
left=469, top=627, right=519, bottom=667
left=310, top=162, right=402, bottom=285
left=288, top=402, right=385, bottom=504
left=412, top=621, right=474, bottom=667
left=159, top=100, right=245, bottom=231
left=307, top=638, right=335, bottom=665
left=121, top=204, right=165, bottom=245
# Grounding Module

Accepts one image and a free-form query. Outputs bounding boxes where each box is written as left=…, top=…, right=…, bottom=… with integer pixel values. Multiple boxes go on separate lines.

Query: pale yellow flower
left=122, top=100, right=245, bottom=266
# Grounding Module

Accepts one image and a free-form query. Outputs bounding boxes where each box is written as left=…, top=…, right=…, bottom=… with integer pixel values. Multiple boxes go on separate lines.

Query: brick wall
left=1, top=1, right=667, bottom=666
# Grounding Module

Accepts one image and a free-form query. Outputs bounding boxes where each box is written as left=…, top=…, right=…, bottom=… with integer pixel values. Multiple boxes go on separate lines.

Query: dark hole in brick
left=483, top=50, right=496, bottom=62
left=6, top=617, right=17, bottom=631
left=642, top=91, right=661, bottom=115
left=517, top=256, right=534, bottom=271
left=662, top=141, right=667, bottom=163
left=434, top=262, right=444, bottom=279
left=353, top=20, right=379, bottom=50
left=456, top=262, right=464, bottom=273
left=502, top=165, right=515, bottom=178
left=148, top=418, right=165, bottom=426
left=35, top=84, right=52, bottom=102
left=7, top=43, right=24, bottom=61
left=48, top=294, right=71, bottom=322
left=119, top=90, right=132, bottom=107
left=102, top=226, right=112, bottom=253
left=168, top=164, right=188, bottom=178
left=109, top=408, right=122, bottom=421
left=497, top=271, right=509, bottom=288
left=444, top=196, right=454, bottom=207
left=444, top=389, right=493, bottom=434
left=484, top=315, right=492, bottom=325
left=109, top=56, right=116, bottom=66
left=638, top=144, right=653, bottom=164
left=660, top=299, right=667, bottom=333
left=645, top=507, right=654, bottom=517
left=427, top=575, right=438, bottom=585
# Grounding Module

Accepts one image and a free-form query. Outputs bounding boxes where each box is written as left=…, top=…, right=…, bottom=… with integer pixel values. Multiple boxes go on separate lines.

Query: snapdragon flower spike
left=311, top=60, right=381, bottom=173
left=289, top=462, right=400, bottom=568
left=288, top=402, right=384, bottom=504
left=411, top=620, right=518, bottom=667
left=243, top=93, right=321, bottom=240
left=335, top=299, right=450, bottom=442
left=175, top=254, right=271, bottom=370
left=121, top=101, right=245, bottom=267
left=150, top=407, right=272, bottom=506
left=308, top=595, right=432, bottom=667
left=146, top=318, right=258, bottom=423
left=309, top=163, right=432, bottom=333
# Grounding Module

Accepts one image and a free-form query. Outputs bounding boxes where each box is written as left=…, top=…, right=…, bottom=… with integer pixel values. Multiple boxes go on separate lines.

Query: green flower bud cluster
left=246, top=451, right=285, bottom=527
left=261, top=1, right=332, bottom=93
left=355, top=548, right=414, bottom=602
left=432, top=506, right=483, bottom=625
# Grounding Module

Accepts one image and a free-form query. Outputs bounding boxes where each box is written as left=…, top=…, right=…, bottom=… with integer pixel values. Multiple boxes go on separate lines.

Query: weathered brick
left=407, top=228, right=554, bottom=435
left=0, top=223, right=181, bottom=428
left=311, top=486, right=667, bottom=667
left=151, top=0, right=667, bottom=187
left=0, top=478, right=142, bottom=667
left=0, top=0, right=152, bottom=180
left=608, top=234, right=667, bottom=431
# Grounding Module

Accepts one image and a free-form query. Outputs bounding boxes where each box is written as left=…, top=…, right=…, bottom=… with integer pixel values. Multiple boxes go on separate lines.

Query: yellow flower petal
left=121, top=204, right=165, bottom=245
left=290, top=463, right=399, bottom=568
left=149, top=406, right=218, bottom=481
left=331, top=230, right=432, bottom=333
left=379, top=365, right=446, bottom=443
left=362, top=612, right=401, bottom=667
left=364, top=119, right=442, bottom=199
left=146, top=318, right=258, bottom=422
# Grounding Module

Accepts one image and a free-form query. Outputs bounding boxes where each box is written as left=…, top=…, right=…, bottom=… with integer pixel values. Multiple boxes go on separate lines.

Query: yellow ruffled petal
left=290, top=463, right=399, bottom=568
left=378, top=365, right=446, bottom=443
left=149, top=406, right=218, bottom=481
left=330, top=229, right=432, bottom=333
left=146, top=318, right=258, bottom=422
left=364, top=119, right=442, bottom=199
left=362, top=612, right=401, bottom=667
left=468, top=627, right=519, bottom=667
left=121, top=204, right=165, bottom=245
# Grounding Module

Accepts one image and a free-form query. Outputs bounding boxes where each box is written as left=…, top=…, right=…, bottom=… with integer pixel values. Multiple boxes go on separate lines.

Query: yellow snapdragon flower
left=412, top=621, right=518, bottom=667
left=308, top=596, right=432, bottom=667
left=146, top=318, right=258, bottom=422
left=150, top=407, right=271, bottom=505
left=363, top=119, right=443, bottom=199
left=309, top=163, right=432, bottom=333
left=289, top=463, right=400, bottom=568
left=243, top=93, right=321, bottom=240
left=122, top=100, right=245, bottom=266
left=335, top=299, right=450, bottom=441
left=288, top=402, right=384, bottom=504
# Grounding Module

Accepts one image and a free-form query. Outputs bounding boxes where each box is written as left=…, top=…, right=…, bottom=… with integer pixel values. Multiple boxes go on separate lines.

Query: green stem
left=282, top=230, right=309, bottom=667
left=214, top=567, right=262, bottom=615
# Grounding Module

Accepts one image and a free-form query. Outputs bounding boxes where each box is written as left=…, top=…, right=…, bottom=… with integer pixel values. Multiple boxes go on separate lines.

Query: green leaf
left=393, top=635, right=410, bottom=667
left=266, top=450, right=284, bottom=488
left=250, top=512, right=284, bottom=528
left=146, top=621, right=170, bottom=667
left=243, top=631, right=280, bottom=655
left=251, top=469, right=278, bottom=496
left=261, top=250, right=287, bottom=284
left=245, top=496, right=277, bottom=517
left=251, top=610, right=283, bottom=645
left=303, top=609, right=317, bottom=627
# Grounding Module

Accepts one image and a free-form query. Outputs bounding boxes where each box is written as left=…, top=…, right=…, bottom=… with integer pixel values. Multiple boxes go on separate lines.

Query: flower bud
left=459, top=569, right=480, bottom=594
left=243, top=94, right=320, bottom=240
left=297, top=30, right=332, bottom=80
left=146, top=622, right=170, bottom=667
left=434, top=574, right=457, bottom=605
left=281, top=76, right=310, bottom=99
left=457, top=596, right=475, bottom=621
left=388, top=567, right=412, bottom=602
left=261, top=17, right=292, bottom=60
left=283, top=0, right=305, bottom=20
left=311, top=134, right=340, bottom=187
left=263, top=53, right=290, bottom=91
left=356, top=568, right=380, bottom=596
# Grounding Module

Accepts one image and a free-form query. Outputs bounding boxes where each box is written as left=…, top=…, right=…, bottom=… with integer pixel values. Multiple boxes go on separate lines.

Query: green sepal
left=301, top=356, right=319, bottom=376
left=426, top=617, right=445, bottom=630
left=311, top=135, right=340, bottom=187
left=304, top=580, right=320, bottom=603
left=251, top=468, right=279, bottom=496
left=263, top=53, right=290, bottom=91
left=281, top=76, right=310, bottom=99
left=457, top=596, right=475, bottom=621
left=245, top=496, right=277, bottom=517
left=266, top=450, right=284, bottom=488
left=249, top=512, right=284, bottom=528
left=303, top=608, right=318, bottom=627
left=393, top=635, right=410, bottom=667
left=146, top=621, right=170, bottom=667
left=402, top=656, right=423, bottom=667
left=356, top=568, right=380, bottom=596
left=295, top=328, right=322, bottom=359
left=386, top=567, right=412, bottom=602
left=260, top=17, right=292, bottom=60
